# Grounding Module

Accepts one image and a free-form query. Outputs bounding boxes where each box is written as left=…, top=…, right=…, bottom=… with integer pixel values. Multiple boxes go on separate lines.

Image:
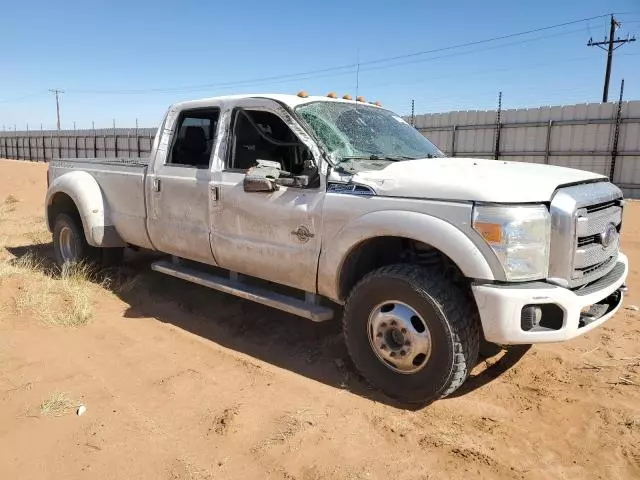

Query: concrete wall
left=0, top=128, right=157, bottom=162
left=412, top=101, right=640, bottom=198
left=2, top=100, right=640, bottom=197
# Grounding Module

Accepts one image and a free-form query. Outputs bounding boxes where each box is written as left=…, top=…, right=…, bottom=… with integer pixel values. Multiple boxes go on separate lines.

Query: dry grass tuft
left=0, top=252, right=42, bottom=279
left=6, top=257, right=102, bottom=327
left=25, top=216, right=50, bottom=245
left=0, top=197, right=17, bottom=220
left=45, top=263, right=100, bottom=326
left=114, top=273, right=146, bottom=295
left=5, top=195, right=19, bottom=205
left=40, top=392, right=75, bottom=416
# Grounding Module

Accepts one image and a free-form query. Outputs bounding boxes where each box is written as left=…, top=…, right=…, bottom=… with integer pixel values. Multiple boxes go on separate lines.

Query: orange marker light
left=342, top=94, right=352, bottom=100
left=374, top=100, right=382, bottom=106
left=297, top=90, right=309, bottom=98
left=356, top=96, right=366, bottom=102
left=474, top=222, right=503, bottom=244
left=327, top=92, right=337, bottom=98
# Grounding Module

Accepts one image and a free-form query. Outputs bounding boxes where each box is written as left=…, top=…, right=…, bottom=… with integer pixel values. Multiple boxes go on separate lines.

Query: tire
left=343, top=263, right=480, bottom=406
left=52, top=213, right=123, bottom=268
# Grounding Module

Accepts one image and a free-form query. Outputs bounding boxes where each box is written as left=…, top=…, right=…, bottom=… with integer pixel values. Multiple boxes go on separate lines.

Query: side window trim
left=167, top=107, right=221, bottom=168
left=224, top=107, right=303, bottom=172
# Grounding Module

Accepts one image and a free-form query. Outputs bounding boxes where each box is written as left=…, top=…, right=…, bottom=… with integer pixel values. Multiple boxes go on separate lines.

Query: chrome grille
left=573, top=238, right=619, bottom=269
left=549, top=182, right=623, bottom=288
left=576, top=205, right=622, bottom=237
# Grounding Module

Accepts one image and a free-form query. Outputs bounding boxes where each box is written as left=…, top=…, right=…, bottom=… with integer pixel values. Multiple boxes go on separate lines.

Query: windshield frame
left=293, top=100, right=444, bottom=168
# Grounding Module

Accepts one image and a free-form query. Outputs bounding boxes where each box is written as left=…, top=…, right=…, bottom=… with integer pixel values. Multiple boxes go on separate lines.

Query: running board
left=151, top=260, right=334, bottom=322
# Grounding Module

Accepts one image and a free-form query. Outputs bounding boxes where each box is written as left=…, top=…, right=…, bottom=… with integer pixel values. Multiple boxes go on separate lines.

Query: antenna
left=355, top=48, right=360, bottom=109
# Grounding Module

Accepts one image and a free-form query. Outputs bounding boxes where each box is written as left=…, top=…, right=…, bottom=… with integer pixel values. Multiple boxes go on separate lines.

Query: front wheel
left=342, top=264, right=480, bottom=406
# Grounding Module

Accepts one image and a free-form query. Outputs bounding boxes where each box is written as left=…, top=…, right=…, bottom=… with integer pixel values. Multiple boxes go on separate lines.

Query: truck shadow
left=7, top=243, right=530, bottom=410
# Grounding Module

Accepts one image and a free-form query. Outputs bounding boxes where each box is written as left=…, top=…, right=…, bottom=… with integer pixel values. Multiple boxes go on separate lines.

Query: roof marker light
left=297, top=90, right=309, bottom=98
left=327, top=92, right=337, bottom=98
left=342, top=94, right=352, bottom=100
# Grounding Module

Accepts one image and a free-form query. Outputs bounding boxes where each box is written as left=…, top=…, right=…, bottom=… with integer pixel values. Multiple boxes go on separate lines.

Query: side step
left=151, top=260, right=334, bottom=322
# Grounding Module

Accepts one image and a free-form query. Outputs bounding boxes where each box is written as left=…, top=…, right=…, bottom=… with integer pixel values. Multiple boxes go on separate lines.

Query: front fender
left=46, top=171, right=125, bottom=247
left=317, top=210, right=499, bottom=302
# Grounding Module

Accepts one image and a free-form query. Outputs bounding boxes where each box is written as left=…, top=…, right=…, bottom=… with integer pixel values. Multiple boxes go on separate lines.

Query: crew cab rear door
left=146, top=103, right=222, bottom=264
left=209, top=98, right=326, bottom=292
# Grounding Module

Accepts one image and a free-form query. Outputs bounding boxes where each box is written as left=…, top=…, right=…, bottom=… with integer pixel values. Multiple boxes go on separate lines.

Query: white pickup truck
left=45, top=93, right=628, bottom=405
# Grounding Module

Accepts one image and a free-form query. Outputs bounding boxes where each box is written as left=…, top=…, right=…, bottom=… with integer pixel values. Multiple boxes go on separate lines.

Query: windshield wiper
left=339, top=154, right=404, bottom=162
left=337, top=154, right=439, bottom=164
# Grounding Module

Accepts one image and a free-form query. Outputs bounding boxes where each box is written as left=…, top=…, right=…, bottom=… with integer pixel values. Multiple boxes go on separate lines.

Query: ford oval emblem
left=600, top=223, right=617, bottom=248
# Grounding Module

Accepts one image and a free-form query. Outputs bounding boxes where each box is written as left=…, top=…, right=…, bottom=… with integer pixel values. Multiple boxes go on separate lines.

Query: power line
left=587, top=15, right=636, bottom=102
left=68, top=13, right=613, bottom=95
left=0, top=91, right=49, bottom=103
left=65, top=25, right=589, bottom=98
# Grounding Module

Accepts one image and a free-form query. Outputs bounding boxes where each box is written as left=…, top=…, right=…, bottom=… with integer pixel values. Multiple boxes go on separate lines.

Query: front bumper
left=472, top=252, right=629, bottom=344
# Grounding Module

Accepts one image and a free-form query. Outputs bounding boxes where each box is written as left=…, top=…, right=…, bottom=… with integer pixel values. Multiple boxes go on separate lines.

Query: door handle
left=153, top=178, right=161, bottom=192
left=210, top=185, right=220, bottom=201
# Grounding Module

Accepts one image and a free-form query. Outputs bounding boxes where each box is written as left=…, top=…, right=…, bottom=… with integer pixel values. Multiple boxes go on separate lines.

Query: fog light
left=521, top=305, right=542, bottom=331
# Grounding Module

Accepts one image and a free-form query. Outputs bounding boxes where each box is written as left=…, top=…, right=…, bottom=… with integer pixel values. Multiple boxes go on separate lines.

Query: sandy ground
left=0, top=158, right=638, bottom=480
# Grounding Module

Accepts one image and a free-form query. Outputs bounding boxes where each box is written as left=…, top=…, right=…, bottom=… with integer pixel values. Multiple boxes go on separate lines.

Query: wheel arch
left=46, top=171, right=125, bottom=247
left=318, top=210, right=499, bottom=303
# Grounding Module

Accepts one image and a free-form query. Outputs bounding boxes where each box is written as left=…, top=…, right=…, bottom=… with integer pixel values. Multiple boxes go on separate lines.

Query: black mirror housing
left=243, top=175, right=278, bottom=193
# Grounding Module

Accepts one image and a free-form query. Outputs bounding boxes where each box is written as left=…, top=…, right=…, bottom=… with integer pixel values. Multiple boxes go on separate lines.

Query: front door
left=210, top=99, right=325, bottom=292
left=146, top=107, right=221, bottom=264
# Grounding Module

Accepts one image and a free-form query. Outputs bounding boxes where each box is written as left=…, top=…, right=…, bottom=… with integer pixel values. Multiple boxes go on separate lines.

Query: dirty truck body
left=45, top=94, right=628, bottom=405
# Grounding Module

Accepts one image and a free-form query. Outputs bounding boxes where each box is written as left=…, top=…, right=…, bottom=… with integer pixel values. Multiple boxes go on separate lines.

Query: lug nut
left=400, top=350, right=406, bottom=356
left=376, top=332, right=383, bottom=338
left=380, top=322, right=387, bottom=328
left=404, top=340, right=411, bottom=346
left=401, top=328, right=407, bottom=334
left=390, top=320, right=397, bottom=326
left=380, top=344, right=387, bottom=350
left=390, top=351, right=397, bottom=357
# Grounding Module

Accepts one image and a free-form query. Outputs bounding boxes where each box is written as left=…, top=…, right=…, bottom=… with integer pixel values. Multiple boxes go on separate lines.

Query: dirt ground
left=0, top=158, right=638, bottom=480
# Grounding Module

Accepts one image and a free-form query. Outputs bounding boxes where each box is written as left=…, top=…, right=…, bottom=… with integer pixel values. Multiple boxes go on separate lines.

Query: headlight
left=473, top=204, right=550, bottom=281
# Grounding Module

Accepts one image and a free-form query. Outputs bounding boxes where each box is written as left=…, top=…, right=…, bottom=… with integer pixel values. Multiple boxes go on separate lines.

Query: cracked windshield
left=296, top=101, right=444, bottom=173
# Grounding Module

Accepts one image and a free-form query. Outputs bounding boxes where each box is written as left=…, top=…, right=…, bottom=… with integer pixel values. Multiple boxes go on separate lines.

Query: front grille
left=577, top=234, right=598, bottom=246
left=585, top=200, right=617, bottom=213
left=549, top=182, right=623, bottom=288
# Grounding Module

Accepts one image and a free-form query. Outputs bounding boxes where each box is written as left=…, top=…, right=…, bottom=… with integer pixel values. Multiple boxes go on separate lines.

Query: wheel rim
left=59, top=225, right=79, bottom=263
left=367, top=301, right=432, bottom=374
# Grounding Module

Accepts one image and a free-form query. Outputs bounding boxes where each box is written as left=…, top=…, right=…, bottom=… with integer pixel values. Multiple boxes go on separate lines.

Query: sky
left=1, top=0, right=639, bottom=130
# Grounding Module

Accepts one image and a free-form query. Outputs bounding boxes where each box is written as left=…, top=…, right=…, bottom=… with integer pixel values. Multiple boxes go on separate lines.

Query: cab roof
left=171, top=93, right=384, bottom=111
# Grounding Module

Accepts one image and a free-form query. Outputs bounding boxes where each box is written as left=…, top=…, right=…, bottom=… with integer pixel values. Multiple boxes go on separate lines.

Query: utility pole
left=49, top=89, right=64, bottom=130
left=588, top=15, right=636, bottom=102
left=609, top=78, right=625, bottom=181
left=410, top=99, right=415, bottom=127
left=494, top=91, right=502, bottom=160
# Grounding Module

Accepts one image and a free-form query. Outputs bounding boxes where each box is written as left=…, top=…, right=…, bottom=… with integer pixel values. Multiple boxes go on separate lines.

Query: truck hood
left=351, top=157, right=605, bottom=203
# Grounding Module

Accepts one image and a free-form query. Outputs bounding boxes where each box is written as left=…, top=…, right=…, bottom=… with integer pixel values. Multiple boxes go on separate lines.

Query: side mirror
left=273, top=175, right=310, bottom=188
left=243, top=175, right=278, bottom=193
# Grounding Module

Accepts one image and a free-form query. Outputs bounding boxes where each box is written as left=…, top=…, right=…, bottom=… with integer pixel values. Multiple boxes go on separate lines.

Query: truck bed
left=50, top=156, right=150, bottom=168
left=48, top=156, right=153, bottom=249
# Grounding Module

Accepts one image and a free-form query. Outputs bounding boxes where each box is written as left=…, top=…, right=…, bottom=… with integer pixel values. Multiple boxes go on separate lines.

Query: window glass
left=169, top=109, right=220, bottom=168
left=228, top=109, right=304, bottom=174
left=296, top=102, right=444, bottom=173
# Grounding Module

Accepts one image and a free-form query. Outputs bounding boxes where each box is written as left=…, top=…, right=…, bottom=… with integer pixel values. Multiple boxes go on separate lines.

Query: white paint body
left=45, top=94, right=628, bottom=345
